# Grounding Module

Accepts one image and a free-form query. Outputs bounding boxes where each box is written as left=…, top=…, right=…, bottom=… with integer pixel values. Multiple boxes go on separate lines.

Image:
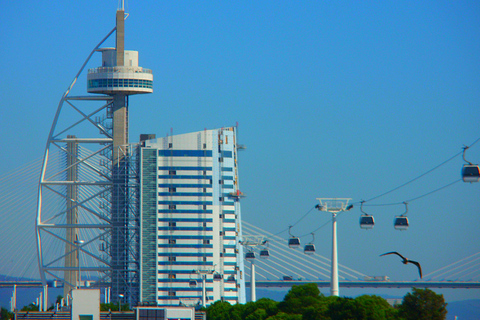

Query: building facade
left=139, top=127, right=246, bottom=306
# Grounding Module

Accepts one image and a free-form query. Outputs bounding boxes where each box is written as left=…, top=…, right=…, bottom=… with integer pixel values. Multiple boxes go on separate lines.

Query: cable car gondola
left=359, top=201, right=375, bottom=230
left=303, top=233, right=315, bottom=255
left=260, top=241, right=270, bottom=259
left=245, top=251, right=256, bottom=260
left=259, top=249, right=270, bottom=259
left=462, top=165, right=480, bottom=182
left=304, top=244, right=315, bottom=255
left=462, top=146, right=480, bottom=182
left=394, top=202, right=409, bottom=231
left=288, top=226, right=300, bottom=248
left=288, top=237, right=300, bottom=248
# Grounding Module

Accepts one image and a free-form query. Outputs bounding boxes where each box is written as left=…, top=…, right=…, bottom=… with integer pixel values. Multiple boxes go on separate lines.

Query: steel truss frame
left=35, top=27, right=140, bottom=304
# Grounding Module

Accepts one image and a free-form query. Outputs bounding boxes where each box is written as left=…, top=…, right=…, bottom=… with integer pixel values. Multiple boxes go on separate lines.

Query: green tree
left=206, top=300, right=233, bottom=320
left=278, top=283, right=324, bottom=315
left=326, top=297, right=360, bottom=320
left=265, top=312, right=302, bottom=320
left=355, top=295, right=397, bottom=320
left=242, top=298, right=278, bottom=320
left=1, top=307, right=14, bottom=320
left=21, top=303, right=39, bottom=312
left=398, top=288, right=447, bottom=320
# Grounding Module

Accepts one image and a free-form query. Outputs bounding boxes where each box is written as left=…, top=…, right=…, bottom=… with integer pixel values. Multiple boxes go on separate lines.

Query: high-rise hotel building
left=139, top=127, right=246, bottom=306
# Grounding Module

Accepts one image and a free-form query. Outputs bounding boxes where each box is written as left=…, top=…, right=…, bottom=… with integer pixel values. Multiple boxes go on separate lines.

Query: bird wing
left=408, top=260, right=422, bottom=278
left=380, top=251, right=406, bottom=260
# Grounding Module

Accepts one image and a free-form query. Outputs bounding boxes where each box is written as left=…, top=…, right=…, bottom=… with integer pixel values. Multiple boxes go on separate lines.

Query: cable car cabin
left=259, top=249, right=270, bottom=259
left=304, top=244, right=315, bottom=255
left=189, top=280, right=197, bottom=288
left=245, top=252, right=256, bottom=260
left=288, top=237, right=301, bottom=248
left=213, top=273, right=222, bottom=281
left=462, top=164, right=480, bottom=183
left=359, top=215, right=375, bottom=229
left=394, top=216, right=409, bottom=230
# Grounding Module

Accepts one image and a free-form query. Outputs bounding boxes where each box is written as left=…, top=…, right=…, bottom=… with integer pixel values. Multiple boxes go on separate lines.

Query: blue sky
left=1, top=1, right=479, bottom=302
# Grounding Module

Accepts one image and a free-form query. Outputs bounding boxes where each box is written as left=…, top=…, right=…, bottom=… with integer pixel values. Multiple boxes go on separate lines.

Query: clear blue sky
left=1, top=1, right=479, bottom=302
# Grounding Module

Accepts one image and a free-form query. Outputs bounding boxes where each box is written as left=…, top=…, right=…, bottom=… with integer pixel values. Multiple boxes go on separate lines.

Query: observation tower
left=35, top=4, right=152, bottom=306
left=87, top=8, right=153, bottom=303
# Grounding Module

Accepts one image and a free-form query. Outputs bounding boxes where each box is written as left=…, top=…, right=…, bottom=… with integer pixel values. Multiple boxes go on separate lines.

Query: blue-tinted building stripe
left=221, top=167, right=233, bottom=172
left=158, top=253, right=213, bottom=257
left=158, top=201, right=212, bottom=205
left=158, top=218, right=213, bottom=223
left=158, top=192, right=213, bottom=197
left=158, top=184, right=211, bottom=188
left=222, top=176, right=234, bottom=180
left=158, top=244, right=213, bottom=249
left=158, top=150, right=212, bottom=157
left=159, top=166, right=212, bottom=171
left=158, top=175, right=212, bottom=180
left=158, top=236, right=212, bottom=240
left=158, top=227, right=213, bottom=232
left=158, top=262, right=214, bottom=266
left=221, top=151, right=233, bottom=158
left=158, top=210, right=212, bottom=214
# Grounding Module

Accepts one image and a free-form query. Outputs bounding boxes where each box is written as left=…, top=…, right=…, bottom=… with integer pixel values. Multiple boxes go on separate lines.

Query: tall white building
left=139, top=127, right=246, bottom=306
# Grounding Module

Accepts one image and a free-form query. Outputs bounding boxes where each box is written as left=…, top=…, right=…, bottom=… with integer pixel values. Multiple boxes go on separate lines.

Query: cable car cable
left=359, top=150, right=463, bottom=205
left=268, top=205, right=317, bottom=238
left=355, top=135, right=480, bottom=206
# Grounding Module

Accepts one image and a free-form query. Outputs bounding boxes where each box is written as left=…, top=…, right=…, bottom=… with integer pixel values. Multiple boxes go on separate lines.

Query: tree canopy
left=205, top=285, right=448, bottom=320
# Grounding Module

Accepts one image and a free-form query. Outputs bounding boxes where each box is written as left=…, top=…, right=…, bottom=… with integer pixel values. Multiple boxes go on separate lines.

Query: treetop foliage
left=205, top=285, right=447, bottom=320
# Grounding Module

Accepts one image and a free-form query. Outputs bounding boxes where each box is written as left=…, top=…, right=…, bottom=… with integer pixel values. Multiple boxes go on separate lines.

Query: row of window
left=88, top=78, right=153, bottom=89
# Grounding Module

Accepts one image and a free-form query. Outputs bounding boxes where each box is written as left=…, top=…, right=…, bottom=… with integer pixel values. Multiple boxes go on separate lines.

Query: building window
left=168, top=143, right=173, bottom=148
left=169, top=204, right=176, bottom=210
left=168, top=239, right=176, bottom=245
left=203, top=170, right=207, bottom=176
left=169, top=170, right=176, bottom=175
left=168, top=256, right=176, bottom=262
left=203, top=188, right=207, bottom=193
left=203, top=205, right=207, bottom=210
left=203, top=143, right=207, bottom=149
left=203, top=222, right=207, bottom=227
left=203, top=257, right=207, bottom=262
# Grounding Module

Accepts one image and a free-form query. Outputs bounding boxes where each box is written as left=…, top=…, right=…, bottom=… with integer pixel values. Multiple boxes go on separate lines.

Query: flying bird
left=380, top=251, right=422, bottom=278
